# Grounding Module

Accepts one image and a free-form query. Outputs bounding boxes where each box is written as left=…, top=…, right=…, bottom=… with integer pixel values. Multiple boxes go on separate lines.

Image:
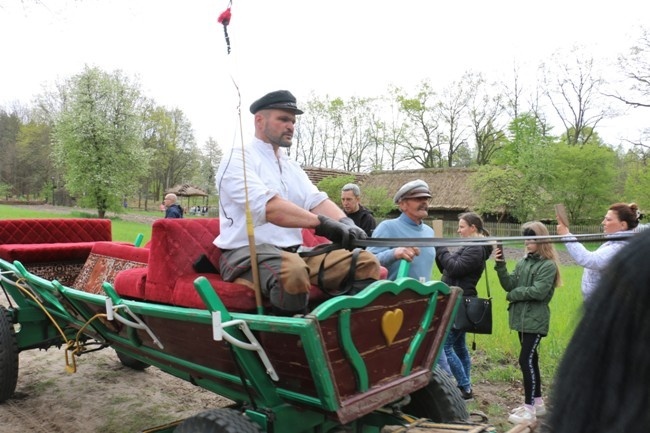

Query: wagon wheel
left=402, top=366, right=469, bottom=423
left=115, top=350, right=150, bottom=371
left=0, top=306, right=19, bottom=403
left=174, top=408, right=262, bottom=433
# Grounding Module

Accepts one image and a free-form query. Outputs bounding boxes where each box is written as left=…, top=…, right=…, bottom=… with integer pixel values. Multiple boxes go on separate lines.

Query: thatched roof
left=303, top=166, right=367, bottom=185
left=303, top=166, right=479, bottom=212
left=165, top=184, right=208, bottom=197
left=360, top=167, right=479, bottom=211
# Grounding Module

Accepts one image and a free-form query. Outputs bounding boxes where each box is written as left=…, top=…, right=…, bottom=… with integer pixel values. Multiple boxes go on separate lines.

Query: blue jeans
left=444, top=329, right=471, bottom=389
left=437, top=347, right=452, bottom=376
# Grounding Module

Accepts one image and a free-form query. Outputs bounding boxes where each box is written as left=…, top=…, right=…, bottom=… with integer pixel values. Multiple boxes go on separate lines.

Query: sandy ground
left=0, top=319, right=233, bottom=432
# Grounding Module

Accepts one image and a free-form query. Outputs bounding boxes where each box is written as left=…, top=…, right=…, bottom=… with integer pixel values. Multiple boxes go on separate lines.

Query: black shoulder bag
left=452, top=263, right=493, bottom=336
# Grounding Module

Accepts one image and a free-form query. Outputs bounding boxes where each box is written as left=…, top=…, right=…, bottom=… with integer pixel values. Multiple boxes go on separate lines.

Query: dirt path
left=0, top=332, right=521, bottom=433
left=0, top=330, right=233, bottom=432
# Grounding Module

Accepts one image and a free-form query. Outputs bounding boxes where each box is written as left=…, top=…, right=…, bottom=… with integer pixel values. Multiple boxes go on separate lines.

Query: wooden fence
left=433, top=220, right=602, bottom=238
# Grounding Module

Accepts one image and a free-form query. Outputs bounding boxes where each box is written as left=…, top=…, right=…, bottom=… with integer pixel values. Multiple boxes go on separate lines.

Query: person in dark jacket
left=340, top=183, right=376, bottom=237
left=436, top=212, right=493, bottom=400
left=164, top=193, right=184, bottom=218
left=494, top=221, right=562, bottom=425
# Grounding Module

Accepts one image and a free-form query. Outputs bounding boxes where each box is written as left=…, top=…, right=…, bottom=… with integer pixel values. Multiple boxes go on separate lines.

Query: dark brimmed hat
left=393, top=179, right=432, bottom=204
left=250, top=90, right=304, bottom=114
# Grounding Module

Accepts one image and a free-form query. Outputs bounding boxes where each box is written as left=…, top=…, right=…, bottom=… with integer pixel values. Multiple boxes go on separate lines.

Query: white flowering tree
left=52, top=66, right=148, bottom=218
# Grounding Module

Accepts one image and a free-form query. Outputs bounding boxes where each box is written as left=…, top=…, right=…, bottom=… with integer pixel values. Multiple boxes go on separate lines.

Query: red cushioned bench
left=113, top=218, right=337, bottom=312
left=0, top=218, right=113, bottom=286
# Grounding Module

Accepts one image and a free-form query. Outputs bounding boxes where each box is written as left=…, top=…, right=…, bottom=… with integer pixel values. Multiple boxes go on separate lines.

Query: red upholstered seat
left=116, top=219, right=384, bottom=312
left=114, top=268, right=148, bottom=299
left=0, top=218, right=111, bottom=244
left=0, top=218, right=113, bottom=264
left=0, top=242, right=97, bottom=263
left=170, top=274, right=257, bottom=310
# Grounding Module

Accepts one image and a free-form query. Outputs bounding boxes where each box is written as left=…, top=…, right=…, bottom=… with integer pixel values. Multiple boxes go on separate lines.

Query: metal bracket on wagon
left=211, top=311, right=279, bottom=381
left=104, top=298, right=164, bottom=349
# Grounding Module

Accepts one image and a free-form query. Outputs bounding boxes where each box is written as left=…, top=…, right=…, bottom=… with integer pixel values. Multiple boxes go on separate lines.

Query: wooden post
left=431, top=219, right=444, bottom=237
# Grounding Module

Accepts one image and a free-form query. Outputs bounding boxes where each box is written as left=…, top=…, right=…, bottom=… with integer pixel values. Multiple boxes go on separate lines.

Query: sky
left=1, top=0, right=648, bottom=152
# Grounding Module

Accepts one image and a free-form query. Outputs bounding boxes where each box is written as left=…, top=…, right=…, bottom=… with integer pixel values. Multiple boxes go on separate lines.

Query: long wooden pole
left=233, top=79, right=264, bottom=314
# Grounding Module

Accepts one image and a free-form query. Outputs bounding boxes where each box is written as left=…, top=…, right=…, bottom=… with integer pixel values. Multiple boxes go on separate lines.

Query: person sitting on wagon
left=214, top=90, right=381, bottom=316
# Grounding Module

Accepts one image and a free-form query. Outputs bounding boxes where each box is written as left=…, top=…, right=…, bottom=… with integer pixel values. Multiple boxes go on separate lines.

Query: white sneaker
left=534, top=402, right=546, bottom=416
left=508, top=405, right=536, bottom=424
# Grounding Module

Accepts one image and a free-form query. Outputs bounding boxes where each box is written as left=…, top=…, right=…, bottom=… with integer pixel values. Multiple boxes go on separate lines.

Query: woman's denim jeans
left=444, top=328, right=471, bottom=389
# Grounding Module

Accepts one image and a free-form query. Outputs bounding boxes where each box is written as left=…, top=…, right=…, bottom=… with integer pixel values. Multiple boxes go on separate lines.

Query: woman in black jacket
left=435, top=212, right=493, bottom=400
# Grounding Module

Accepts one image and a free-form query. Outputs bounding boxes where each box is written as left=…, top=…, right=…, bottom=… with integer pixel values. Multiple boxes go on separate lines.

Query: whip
left=218, top=1, right=264, bottom=314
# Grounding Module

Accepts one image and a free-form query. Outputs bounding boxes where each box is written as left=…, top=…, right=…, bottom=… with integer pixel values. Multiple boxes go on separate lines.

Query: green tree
left=548, top=140, right=618, bottom=222
left=52, top=66, right=148, bottom=218
left=361, top=186, right=394, bottom=217
left=621, top=149, right=650, bottom=212
left=396, top=81, right=444, bottom=168
left=193, top=137, right=222, bottom=197
left=141, top=103, right=199, bottom=205
left=16, top=120, right=53, bottom=199
left=480, top=114, right=557, bottom=221
left=0, top=108, right=22, bottom=196
left=317, top=175, right=355, bottom=206
left=470, top=165, right=529, bottom=222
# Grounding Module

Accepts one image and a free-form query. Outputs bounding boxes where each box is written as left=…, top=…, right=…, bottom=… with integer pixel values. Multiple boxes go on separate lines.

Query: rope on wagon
left=14, top=278, right=109, bottom=373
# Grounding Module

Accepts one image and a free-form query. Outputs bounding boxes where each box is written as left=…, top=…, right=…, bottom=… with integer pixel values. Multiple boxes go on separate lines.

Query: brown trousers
left=219, top=244, right=380, bottom=312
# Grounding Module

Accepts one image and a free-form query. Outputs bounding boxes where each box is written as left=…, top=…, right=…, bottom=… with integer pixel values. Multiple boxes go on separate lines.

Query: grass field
left=0, top=204, right=155, bottom=245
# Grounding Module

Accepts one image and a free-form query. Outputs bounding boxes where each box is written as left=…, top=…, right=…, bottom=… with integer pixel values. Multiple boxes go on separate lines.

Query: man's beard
left=265, top=127, right=293, bottom=148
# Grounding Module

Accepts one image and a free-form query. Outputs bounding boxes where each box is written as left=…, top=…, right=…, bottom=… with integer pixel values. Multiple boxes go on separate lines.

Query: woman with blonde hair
left=494, top=221, right=562, bottom=424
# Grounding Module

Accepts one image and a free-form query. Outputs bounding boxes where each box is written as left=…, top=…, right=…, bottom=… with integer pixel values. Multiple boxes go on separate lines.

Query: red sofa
left=0, top=218, right=113, bottom=285
left=0, top=218, right=112, bottom=262
left=113, top=218, right=336, bottom=312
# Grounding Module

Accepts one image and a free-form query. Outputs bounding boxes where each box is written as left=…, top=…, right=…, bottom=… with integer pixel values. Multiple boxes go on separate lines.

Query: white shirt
left=214, top=138, right=328, bottom=249
left=563, top=230, right=632, bottom=299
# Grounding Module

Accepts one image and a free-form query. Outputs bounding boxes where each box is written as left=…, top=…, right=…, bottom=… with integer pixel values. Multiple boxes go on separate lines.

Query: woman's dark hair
left=458, top=212, right=490, bottom=236
left=547, top=229, right=650, bottom=432
left=609, top=202, right=640, bottom=230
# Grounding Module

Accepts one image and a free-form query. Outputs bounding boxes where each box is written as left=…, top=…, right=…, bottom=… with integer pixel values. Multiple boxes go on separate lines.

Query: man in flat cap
left=214, top=90, right=380, bottom=315
left=368, top=179, right=436, bottom=281
left=368, top=179, right=451, bottom=374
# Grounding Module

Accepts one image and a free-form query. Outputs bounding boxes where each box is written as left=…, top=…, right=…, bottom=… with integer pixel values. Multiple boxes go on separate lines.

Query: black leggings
left=518, top=332, right=543, bottom=405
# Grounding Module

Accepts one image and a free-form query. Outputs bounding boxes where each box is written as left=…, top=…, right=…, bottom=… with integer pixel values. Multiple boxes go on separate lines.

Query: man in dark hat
left=214, top=90, right=380, bottom=315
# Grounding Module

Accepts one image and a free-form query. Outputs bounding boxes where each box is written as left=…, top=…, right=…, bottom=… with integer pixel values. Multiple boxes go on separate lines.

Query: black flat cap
left=250, top=90, right=304, bottom=114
